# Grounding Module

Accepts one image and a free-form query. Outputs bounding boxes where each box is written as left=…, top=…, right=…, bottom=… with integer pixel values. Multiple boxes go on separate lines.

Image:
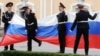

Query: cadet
left=70, top=4, right=97, bottom=55
left=2, top=2, right=15, bottom=51
left=22, top=6, right=42, bottom=51
left=57, top=3, right=68, bottom=53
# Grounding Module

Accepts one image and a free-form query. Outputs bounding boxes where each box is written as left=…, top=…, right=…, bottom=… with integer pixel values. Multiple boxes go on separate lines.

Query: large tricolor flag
left=0, top=12, right=100, bottom=49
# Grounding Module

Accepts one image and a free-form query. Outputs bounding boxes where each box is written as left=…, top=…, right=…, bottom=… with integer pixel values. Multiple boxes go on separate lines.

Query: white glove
left=69, top=30, right=72, bottom=32
left=25, top=30, right=27, bottom=32
left=8, top=21, right=12, bottom=23
left=35, top=29, right=38, bottom=32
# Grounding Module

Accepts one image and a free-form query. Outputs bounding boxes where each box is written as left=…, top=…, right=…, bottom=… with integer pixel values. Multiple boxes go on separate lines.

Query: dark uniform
left=22, top=7, right=42, bottom=51
left=2, top=2, right=15, bottom=50
left=71, top=5, right=97, bottom=55
left=57, top=3, right=68, bottom=53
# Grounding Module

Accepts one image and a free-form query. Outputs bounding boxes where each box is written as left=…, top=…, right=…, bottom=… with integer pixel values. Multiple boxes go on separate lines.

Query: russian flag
left=0, top=12, right=100, bottom=49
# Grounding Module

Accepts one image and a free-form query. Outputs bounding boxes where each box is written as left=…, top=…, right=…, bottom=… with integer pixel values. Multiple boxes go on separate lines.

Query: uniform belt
left=77, top=21, right=88, bottom=23
left=58, top=22, right=67, bottom=24
left=27, top=22, right=34, bottom=26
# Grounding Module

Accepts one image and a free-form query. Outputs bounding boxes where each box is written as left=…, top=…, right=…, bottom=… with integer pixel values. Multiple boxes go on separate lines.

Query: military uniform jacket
left=24, top=13, right=38, bottom=30
left=71, top=10, right=97, bottom=30
left=2, top=11, right=14, bottom=29
left=57, top=11, right=68, bottom=30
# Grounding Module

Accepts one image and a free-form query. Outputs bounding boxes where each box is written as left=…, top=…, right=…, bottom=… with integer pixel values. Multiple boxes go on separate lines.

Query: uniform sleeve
left=32, top=13, right=38, bottom=29
left=8, top=12, right=14, bottom=21
left=71, top=14, right=78, bottom=31
left=64, top=15, right=68, bottom=22
left=2, top=13, right=8, bottom=23
left=88, top=12, right=97, bottom=20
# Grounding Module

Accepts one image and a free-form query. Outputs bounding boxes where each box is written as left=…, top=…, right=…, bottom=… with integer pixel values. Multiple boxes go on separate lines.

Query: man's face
left=26, top=8, right=31, bottom=14
left=7, top=6, right=12, bottom=11
left=59, top=6, right=64, bottom=12
left=78, top=6, right=84, bottom=10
